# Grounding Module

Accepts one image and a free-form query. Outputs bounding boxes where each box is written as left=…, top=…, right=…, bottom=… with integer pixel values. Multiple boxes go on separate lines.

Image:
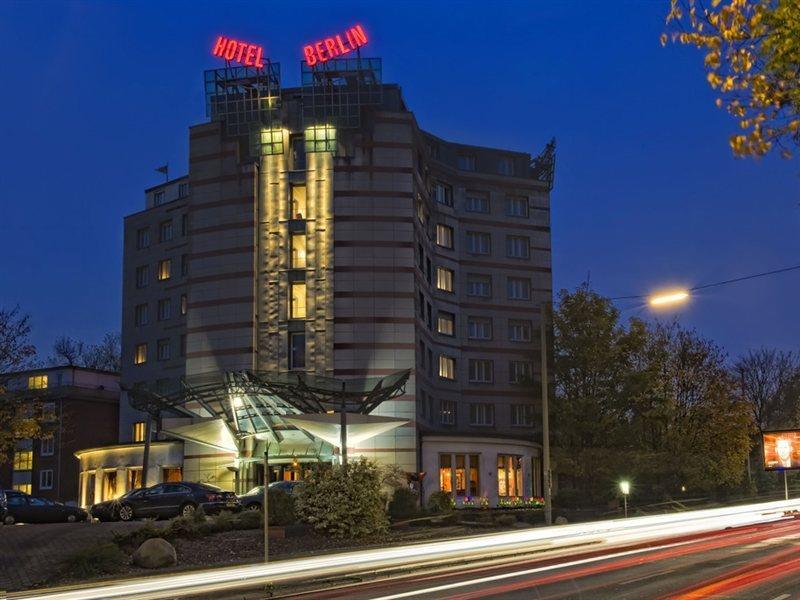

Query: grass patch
left=59, top=542, right=128, bottom=578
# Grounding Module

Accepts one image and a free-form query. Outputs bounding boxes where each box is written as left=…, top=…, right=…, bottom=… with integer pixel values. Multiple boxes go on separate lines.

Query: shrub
left=235, top=508, right=263, bottom=530
left=388, top=488, right=419, bottom=520
left=168, top=515, right=201, bottom=539
left=427, top=491, right=454, bottom=514
left=61, top=542, right=128, bottom=578
left=112, top=523, right=168, bottom=551
left=294, top=458, right=388, bottom=539
left=268, top=488, right=296, bottom=526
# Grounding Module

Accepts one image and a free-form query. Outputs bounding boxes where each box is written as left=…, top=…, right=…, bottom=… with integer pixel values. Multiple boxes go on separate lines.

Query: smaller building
left=0, top=366, right=120, bottom=505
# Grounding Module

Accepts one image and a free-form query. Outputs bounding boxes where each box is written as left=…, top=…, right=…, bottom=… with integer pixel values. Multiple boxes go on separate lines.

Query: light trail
left=11, top=499, right=800, bottom=600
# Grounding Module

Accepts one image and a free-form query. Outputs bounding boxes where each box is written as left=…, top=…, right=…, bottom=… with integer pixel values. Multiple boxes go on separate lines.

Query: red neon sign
left=303, top=24, right=368, bottom=67
left=212, top=36, right=265, bottom=68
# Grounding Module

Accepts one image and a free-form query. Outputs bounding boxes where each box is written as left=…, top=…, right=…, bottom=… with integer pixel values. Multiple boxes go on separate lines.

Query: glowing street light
left=620, top=480, right=631, bottom=518
left=648, top=290, right=690, bottom=307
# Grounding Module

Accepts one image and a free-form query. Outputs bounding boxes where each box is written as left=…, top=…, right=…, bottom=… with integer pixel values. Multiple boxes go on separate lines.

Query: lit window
left=134, top=303, right=149, bottom=326
left=162, top=467, right=183, bottom=483
left=157, top=298, right=172, bottom=321
left=469, top=403, right=494, bottom=426
left=458, top=154, right=476, bottom=171
left=465, top=193, right=489, bottom=213
left=39, top=469, right=53, bottom=490
left=290, top=282, right=307, bottom=319
left=13, top=483, right=31, bottom=494
left=102, top=470, right=117, bottom=501
left=28, top=375, right=48, bottom=390
left=507, top=277, right=531, bottom=300
left=498, top=157, right=515, bottom=176
left=439, top=454, right=453, bottom=493
left=257, top=128, right=284, bottom=156
left=437, top=312, right=455, bottom=336
left=436, top=224, right=454, bottom=249
left=178, top=182, right=189, bottom=198
left=506, top=235, right=530, bottom=259
left=132, top=422, right=146, bottom=443
left=455, top=454, right=467, bottom=495
left=157, top=259, right=171, bottom=281
left=136, top=228, right=150, bottom=249
left=511, top=404, right=535, bottom=426
left=157, top=338, right=171, bottom=361
left=291, top=185, right=307, bottom=219
left=510, top=360, right=533, bottom=384
left=439, top=355, right=455, bottom=380
left=468, top=318, right=492, bottom=340
left=509, top=320, right=532, bottom=342
left=289, top=332, right=306, bottom=370
left=180, top=294, right=187, bottom=316
left=497, top=455, right=523, bottom=497
left=305, top=125, right=337, bottom=153
left=467, top=231, right=491, bottom=255
left=128, top=468, right=143, bottom=489
left=291, top=233, right=307, bottom=268
left=13, top=450, right=32, bottom=471
left=433, top=183, right=453, bottom=207
left=134, top=343, right=147, bottom=365
left=506, top=195, right=529, bottom=217
left=436, top=267, right=454, bottom=293
left=467, top=275, right=491, bottom=297
left=136, top=265, right=150, bottom=288
left=40, top=435, right=54, bottom=456
left=153, top=190, right=165, bottom=206
left=468, top=360, right=494, bottom=384
left=159, top=220, right=173, bottom=243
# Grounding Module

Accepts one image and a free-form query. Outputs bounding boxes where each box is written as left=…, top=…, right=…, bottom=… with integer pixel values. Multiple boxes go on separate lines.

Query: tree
left=49, top=332, right=121, bottom=372
left=50, top=336, right=85, bottom=367
left=664, top=0, right=800, bottom=158
left=0, top=306, right=36, bottom=373
left=736, top=348, right=800, bottom=431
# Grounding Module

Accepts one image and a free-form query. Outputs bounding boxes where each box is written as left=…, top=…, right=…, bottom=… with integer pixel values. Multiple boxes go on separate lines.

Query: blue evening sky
left=0, top=1, right=798, bottom=361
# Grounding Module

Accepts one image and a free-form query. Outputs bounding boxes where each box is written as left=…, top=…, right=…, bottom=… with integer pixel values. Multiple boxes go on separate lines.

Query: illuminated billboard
left=763, top=430, right=800, bottom=471
left=302, top=24, right=368, bottom=66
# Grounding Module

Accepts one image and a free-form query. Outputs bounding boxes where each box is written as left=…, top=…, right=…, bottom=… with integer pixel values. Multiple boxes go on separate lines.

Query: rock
left=554, top=516, right=569, bottom=525
left=133, top=538, right=177, bottom=569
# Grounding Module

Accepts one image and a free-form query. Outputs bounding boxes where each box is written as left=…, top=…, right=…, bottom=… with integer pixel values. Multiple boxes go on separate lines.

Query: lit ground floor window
left=497, top=454, right=523, bottom=497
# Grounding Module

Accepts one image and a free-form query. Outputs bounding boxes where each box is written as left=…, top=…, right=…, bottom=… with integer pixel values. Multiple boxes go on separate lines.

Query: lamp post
left=620, top=480, right=630, bottom=518
left=263, top=446, right=270, bottom=563
left=648, top=289, right=690, bottom=308
left=540, top=301, right=552, bottom=526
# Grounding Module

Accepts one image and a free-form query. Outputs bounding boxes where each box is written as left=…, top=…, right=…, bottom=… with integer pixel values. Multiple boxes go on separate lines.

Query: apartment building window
left=178, top=182, right=189, bottom=198
left=437, top=311, right=455, bottom=336
left=417, top=244, right=425, bottom=271
left=132, top=421, right=146, bottom=443
left=433, top=182, right=453, bottom=207
left=426, top=258, right=432, bottom=285
left=510, top=360, right=534, bottom=384
left=426, top=302, right=433, bottom=330
left=289, top=332, right=306, bottom=370
left=180, top=294, right=187, bottom=316
left=418, top=291, right=426, bottom=320
left=42, top=402, right=57, bottom=421
left=511, top=404, right=535, bottom=426
left=13, top=483, right=32, bottom=494
left=157, top=298, right=172, bottom=321
left=436, top=224, right=454, bottom=249
left=40, top=435, right=54, bottom=456
left=498, top=156, right=515, bottom=176
left=157, top=338, right=171, bottom=361
left=134, top=343, right=147, bottom=365
left=291, top=136, right=307, bottom=170
left=39, top=469, right=54, bottom=490
left=157, top=259, right=171, bottom=281
left=467, top=274, right=492, bottom=297
left=439, top=454, right=452, bottom=492
left=159, top=220, right=173, bottom=243
left=507, top=277, right=531, bottom=300
left=136, top=227, right=150, bottom=249
left=458, top=154, right=476, bottom=171
left=506, top=195, right=529, bottom=217
left=498, top=455, right=523, bottom=497
left=465, top=192, right=490, bottom=213
left=290, top=282, right=307, bottom=319
left=468, top=359, right=494, bottom=383
left=180, top=334, right=186, bottom=357
left=417, top=199, right=428, bottom=225
left=436, top=267, right=454, bottom=293
left=509, top=319, right=533, bottom=342
left=13, top=450, right=32, bottom=471
left=440, top=400, right=456, bottom=425
left=290, top=185, right=307, bottom=219
left=181, top=254, right=189, bottom=276
left=136, top=265, right=150, bottom=288
left=134, top=303, right=149, bottom=326
left=128, top=468, right=143, bottom=489
left=439, top=355, right=456, bottom=380
left=469, top=403, right=494, bottom=426
left=466, top=231, right=491, bottom=255
left=291, top=233, right=307, bottom=268
left=467, top=317, right=492, bottom=340
left=181, top=214, right=188, bottom=236
left=153, top=190, right=165, bottom=206
left=28, top=375, right=48, bottom=389
left=506, top=235, right=530, bottom=259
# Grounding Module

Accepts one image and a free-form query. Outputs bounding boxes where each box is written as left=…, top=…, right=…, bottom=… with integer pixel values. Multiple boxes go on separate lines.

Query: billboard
left=762, top=430, right=800, bottom=471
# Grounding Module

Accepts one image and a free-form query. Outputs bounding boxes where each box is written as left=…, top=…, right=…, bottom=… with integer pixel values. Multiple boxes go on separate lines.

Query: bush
left=112, top=523, right=168, bottom=551
left=235, top=508, right=263, bottom=530
left=427, top=491, right=454, bottom=514
left=268, top=488, right=296, bottom=526
left=168, top=515, right=201, bottom=539
left=388, top=488, right=419, bottom=520
left=61, top=542, right=128, bottom=578
left=294, top=458, right=388, bottom=539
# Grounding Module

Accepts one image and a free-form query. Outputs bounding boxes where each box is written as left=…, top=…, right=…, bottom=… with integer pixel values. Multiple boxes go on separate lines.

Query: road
left=283, top=518, right=800, bottom=600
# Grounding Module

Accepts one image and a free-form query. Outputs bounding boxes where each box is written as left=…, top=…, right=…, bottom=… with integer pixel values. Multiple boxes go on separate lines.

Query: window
left=289, top=332, right=306, bottom=370
left=498, top=455, right=524, bottom=497
left=157, top=259, right=171, bottom=281
left=417, top=199, right=428, bottom=224
left=511, top=404, right=535, bottom=426
left=465, top=192, right=490, bottom=213
left=102, top=470, right=117, bottom=500
left=458, top=154, right=476, bottom=171
left=468, top=317, right=492, bottom=340
left=157, top=338, right=170, bottom=361
left=507, top=277, right=531, bottom=300
left=132, top=421, right=146, bottom=443
left=291, top=136, right=307, bottom=170
left=469, top=403, right=495, bottom=426
left=291, top=233, right=307, bottom=268
left=180, top=294, right=187, bottom=316
left=498, top=156, right=515, bottom=176
left=39, top=469, right=53, bottom=490
left=291, top=185, right=307, bottom=219
left=455, top=454, right=467, bottom=495
left=12, top=483, right=31, bottom=494
left=134, top=303, right=149, bottom=326
left=40, top=435, right=54, bottom=456
left=510, top=360, right=533, bottom=384
left=181, top=214, right=188, bottom=236
left=468, top=359, right=494, bottom=383
left=136, top=265, right=150, bottom=288
left=127, top=468, right=143, bottom=490
left=509, top=319, right=533, bottom=342
left=290, top=282, right=307, bottom=319
left=134, top=343, right=147, bottom=365
left=506, top=235, right=530, bottom=259
left=467, top=274, right=492, bottom=297
left=440, top=400, right=456, bottom=425
left=305, top=125, right=337, bottom=153
left=469, top=454, right=480, bottom=496
left=506, top=195, right=529, bottom=217
left=436, top=267, right=454, bottom=293
left=42, top=402, right=56, bottom=421
left=159, top=220, right=173, bottom=243
left=433, top=182, right=453, bottom=207
left=426, top=258, right=432, bottom=285
left=439, top=454, right=453, bottom=493
left=439, top=355, right=456, bottom=380
left=157, top=298, right=172, bottom=321
left=466, top=231, right=491, bottom=255
left=28, top=375, right=48, bottom=389
left=162, top=467, right=183, bottom=483
left=13, top=450, right=32, bottom=471
left=436, top=224, right=454, bottom=249
left=153, top=190, right=165, bottom=206
left=136, top=228, right=150, bottom=249
left=181, top=254, right=189, bottom=276
left=178, top=182, right=189, bottom=198
left=437, top=312, right=455, bottom=336
left=180, top=334, right=186, bottom=357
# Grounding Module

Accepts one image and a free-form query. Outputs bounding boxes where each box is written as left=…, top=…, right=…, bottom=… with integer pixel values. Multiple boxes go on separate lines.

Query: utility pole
left=141, top=414, right=153, bottom=488
left=263, top=448, right=269, bottom=563
left=541, top=301, right=552, bottom=526
left=340, top=391, right=348, bottom=467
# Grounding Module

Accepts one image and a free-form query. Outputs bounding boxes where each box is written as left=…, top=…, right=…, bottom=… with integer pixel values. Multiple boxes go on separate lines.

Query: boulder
left=133, top=537, right=177, bottom=569
left=554, top=516, right=569, bottom=525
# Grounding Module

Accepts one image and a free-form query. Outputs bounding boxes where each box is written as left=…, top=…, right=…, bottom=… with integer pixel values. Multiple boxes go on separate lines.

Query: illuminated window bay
left=305, top=125, right=336, bottom=153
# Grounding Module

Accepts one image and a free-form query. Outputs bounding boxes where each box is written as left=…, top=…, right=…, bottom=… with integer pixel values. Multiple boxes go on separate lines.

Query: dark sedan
left=91, top=481, right=240, bottom=521
left=3, top=491, right=88, bottom=525
left=239, top=481, right=302, bottom=511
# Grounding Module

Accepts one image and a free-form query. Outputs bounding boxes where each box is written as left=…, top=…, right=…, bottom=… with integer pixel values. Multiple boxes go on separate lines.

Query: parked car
left=91, top=482, right=240, bottom=521
left=0, top=488, right=7, bottom=523
left=238, top=481, right=302, bottom=511
left=3, top=491, right=88, bottom=525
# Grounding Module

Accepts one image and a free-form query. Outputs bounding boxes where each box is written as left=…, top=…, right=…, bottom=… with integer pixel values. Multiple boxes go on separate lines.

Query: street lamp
left=620, top=480, right=631, bottom=517
left=648, top=290, right=690, bottom=307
